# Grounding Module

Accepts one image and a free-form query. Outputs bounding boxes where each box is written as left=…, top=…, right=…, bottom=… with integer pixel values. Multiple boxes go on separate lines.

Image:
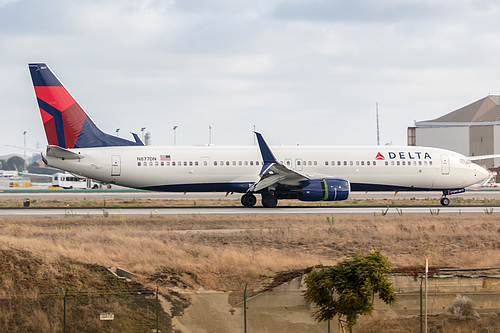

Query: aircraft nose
left=477, top=165, right=490, bottom=182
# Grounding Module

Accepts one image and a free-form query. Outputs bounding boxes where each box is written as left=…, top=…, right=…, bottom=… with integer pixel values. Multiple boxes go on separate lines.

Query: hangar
left=408, top=95, right=500, bottom=169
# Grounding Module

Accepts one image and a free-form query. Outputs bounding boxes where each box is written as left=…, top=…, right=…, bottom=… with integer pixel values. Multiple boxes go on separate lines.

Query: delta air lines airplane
left=28, top=63, right=490, bottom=207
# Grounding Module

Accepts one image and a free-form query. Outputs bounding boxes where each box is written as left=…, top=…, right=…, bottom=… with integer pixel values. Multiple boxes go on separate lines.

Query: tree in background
left=304, top=250, right=396, bottom=332
left=6, top=156, right=25, bottom=171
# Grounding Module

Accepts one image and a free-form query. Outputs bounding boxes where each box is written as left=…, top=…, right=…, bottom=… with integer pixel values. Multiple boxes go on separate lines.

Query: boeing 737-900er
left=28, top=63, right=491, bottom=207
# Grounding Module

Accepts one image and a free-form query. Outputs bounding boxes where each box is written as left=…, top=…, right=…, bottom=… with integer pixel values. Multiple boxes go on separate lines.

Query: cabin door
left=111, top=155, right=121, bottom=176
left=441, top=154, right=450, bottom=175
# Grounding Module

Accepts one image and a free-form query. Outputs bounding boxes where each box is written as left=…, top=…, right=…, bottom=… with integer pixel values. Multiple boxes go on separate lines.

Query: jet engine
left=299, top=178, right=350, bottom=201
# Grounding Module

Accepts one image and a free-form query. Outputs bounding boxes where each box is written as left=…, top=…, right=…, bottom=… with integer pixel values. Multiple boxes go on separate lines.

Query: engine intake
left=300, top=178, right=350, bottom=201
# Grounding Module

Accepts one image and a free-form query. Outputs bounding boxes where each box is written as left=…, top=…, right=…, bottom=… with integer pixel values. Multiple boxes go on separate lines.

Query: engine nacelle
left=299, top=178, right=350, bottom=201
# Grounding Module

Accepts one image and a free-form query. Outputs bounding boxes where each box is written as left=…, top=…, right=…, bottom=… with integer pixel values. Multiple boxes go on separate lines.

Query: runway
left=1, top=205, right=496, bottom=216
left=1, top=188, right=500, bottom=200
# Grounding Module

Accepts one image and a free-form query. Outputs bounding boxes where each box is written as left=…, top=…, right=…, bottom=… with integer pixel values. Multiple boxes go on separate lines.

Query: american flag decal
left=160, top=155, right=171, bottom=161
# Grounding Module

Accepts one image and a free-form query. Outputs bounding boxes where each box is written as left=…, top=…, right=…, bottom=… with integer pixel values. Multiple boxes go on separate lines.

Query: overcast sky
left=1, top=0, right=500, bottom=156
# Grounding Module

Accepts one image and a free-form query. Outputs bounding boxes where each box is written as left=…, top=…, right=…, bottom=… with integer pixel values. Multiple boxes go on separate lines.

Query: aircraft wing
left=469, top=154, right=500, bottom=161
left=248, top=133, right=309, bottom=192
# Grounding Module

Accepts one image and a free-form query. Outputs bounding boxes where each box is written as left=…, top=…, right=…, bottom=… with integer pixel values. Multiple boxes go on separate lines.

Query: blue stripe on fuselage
left=138, top=182, right=458, bottom=193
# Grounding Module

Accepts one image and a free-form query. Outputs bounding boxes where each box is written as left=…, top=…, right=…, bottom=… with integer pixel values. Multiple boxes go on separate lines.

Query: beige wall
left=470, top=125, right=494, bottom=168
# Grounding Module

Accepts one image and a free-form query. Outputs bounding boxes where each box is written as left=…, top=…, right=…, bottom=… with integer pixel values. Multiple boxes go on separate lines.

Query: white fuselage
left=43, top=144, right=489, bottom=193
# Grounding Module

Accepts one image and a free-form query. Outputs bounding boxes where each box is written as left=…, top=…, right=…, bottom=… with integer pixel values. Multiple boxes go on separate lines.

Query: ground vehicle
left=52, top=172, right=99, bottom=189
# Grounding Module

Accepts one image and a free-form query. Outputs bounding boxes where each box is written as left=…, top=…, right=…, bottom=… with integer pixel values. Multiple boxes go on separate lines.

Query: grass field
left=1, top=212, right=499, bottom=291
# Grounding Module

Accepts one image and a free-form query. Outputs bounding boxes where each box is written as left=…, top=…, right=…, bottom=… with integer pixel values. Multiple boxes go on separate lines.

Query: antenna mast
left=376, top=102, right=380, bottom=145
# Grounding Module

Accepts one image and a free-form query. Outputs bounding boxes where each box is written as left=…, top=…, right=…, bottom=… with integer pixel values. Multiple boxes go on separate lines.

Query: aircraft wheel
left=262, top=195, right=278, bottom=208
left=241, top=193, right=257, bottom=207
left=440, top=197, right=450, bottom=206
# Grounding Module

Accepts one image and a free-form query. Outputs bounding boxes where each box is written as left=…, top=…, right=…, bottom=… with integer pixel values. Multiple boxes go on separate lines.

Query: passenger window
left=350, top=161, right=353, bottom=166
left=342, top=161, right=346, bottom=166
left=325, top=161, right=329, bottom=166
left=149, top=162, right=153, bottom=166
left=397, top=161, right=400, bottom=166
left=250, top=161, right=254, bottom=166
left=256, top=161, right=260, bottom=166
left=245, top=161, right=248, bottom=166
left=314, top=161, right=317, bottom=166
left=402, top=161, right=405, bottom=166
left=356, top=161, right=359, bottom=166
left=361, top=161, right=364, bottom=166
left=419, top=161, right=422, bottom=166
left=385, top=161, right=388, bottom=166
left=137, top=162, right=141, bottom=166
left=226, top=161, right=230, bottom=166
left=373, top=161, right=376, bottom=166
left=232, top=161, right=236, bottom=166
left=172, top=162, right=176, bottom=166
left=214, top=161, right=217, bottom=166
left=429, top=161, right=433, bottom=166
left=155, top=161, right=159, bottom=166
left=161, top=162, right=164, bottom=166
left=166, top=162, right=170, bottom=166
left=367, top=161, right=370, bottom=166
left=189, top=161, right=193, bottom=166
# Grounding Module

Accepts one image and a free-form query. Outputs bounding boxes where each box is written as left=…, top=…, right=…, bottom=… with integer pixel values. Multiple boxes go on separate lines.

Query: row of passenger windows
left=324, top=160, right=432, bottom=166
left=137, top=160, right=433, bottom=167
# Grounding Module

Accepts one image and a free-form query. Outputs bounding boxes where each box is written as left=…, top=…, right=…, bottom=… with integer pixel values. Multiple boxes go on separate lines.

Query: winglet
left=131, top=133, right=145, bottom=145
left=255, top=132, right=278, bottom=175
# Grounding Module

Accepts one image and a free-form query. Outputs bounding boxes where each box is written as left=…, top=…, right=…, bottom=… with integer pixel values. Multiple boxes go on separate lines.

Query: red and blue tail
left=28, top=63, right=142, bottom=148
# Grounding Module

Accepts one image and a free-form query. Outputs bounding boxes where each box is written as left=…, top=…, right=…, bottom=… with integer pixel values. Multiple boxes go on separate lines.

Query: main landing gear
left=240, top=193, right=278, bottom=208
left=440, top=196, right=450, bottom=206
left=241, top=193, right=257, bottom=207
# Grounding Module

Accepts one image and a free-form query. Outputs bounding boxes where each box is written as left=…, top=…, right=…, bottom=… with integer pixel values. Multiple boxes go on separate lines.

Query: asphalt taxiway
left=1, top=205, right=496, bottom=217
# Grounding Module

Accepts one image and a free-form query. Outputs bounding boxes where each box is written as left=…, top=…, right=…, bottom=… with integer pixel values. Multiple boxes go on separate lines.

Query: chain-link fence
left=0, top=287, right=171, bottom=333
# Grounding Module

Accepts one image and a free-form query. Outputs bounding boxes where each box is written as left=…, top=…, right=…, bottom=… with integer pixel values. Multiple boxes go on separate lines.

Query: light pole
left=116, top=128, right=120, bottom=137
left=253, top=125, right=256, bottom=145
left=141, top=127, right=146, bottom=142
left=173, top=126, right=178, bottom=145
left=23, top=131, right=27, bottom=172
left=209, top=125, right=212, bottom=145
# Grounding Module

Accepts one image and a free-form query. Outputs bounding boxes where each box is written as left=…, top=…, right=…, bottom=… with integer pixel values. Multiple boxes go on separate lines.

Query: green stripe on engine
left=322, top=178, right=328, bottom=201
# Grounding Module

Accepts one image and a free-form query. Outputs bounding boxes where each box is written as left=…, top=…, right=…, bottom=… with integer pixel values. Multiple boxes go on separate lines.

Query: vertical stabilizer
left=28, top=63, right=141, bottom=148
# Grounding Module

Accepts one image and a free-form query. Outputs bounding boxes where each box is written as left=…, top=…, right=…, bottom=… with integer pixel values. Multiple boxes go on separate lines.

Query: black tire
left=262, top=195, right=278, bottom=208
left=440, top=197, right=450, bottom=206
left=241, top=193, right=257, bottom=207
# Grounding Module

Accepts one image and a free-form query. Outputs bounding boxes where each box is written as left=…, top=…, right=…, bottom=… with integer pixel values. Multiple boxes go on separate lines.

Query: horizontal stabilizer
left=46, top=145, right=83, bottom=160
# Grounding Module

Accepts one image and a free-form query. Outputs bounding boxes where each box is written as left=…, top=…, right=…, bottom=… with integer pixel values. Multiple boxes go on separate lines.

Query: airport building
left=408, top=95, right=500, bottom=169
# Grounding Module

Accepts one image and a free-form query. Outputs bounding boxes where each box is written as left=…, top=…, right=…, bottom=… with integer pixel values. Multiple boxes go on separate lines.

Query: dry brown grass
left=1, top=214, right=499, bottom=292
